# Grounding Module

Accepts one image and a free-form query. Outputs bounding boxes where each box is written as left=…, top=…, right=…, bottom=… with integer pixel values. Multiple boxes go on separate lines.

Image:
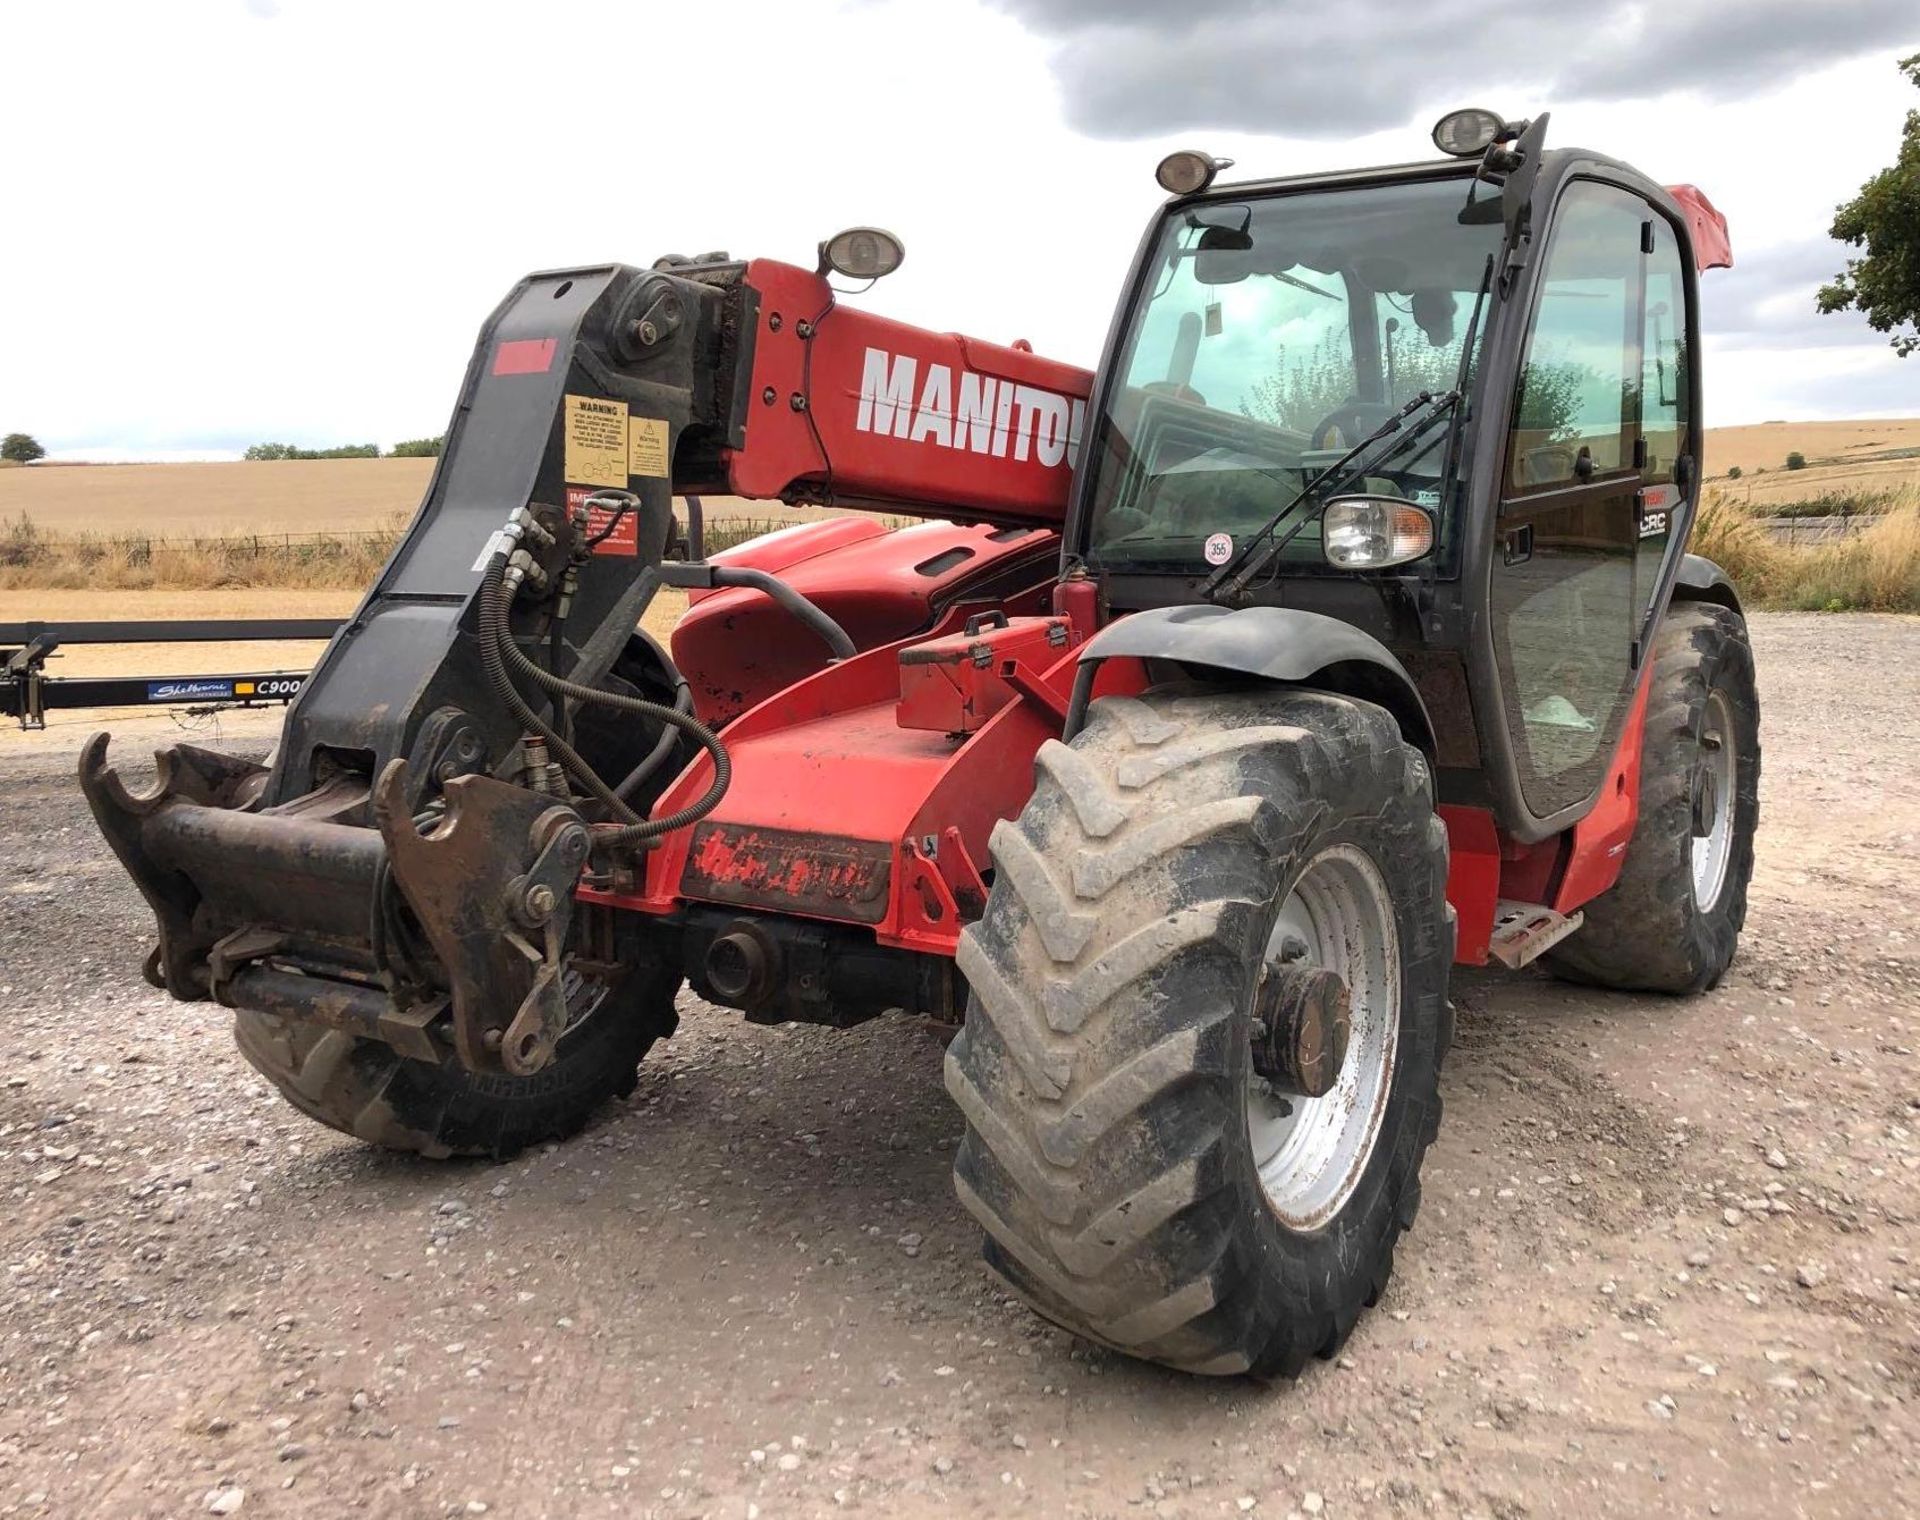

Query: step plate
left=1487, top=900, right=1585, bottom=970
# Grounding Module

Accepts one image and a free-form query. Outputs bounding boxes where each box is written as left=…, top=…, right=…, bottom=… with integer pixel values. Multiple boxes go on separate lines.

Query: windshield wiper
left=1200, top=251, right=1499, bottom=603
left=1199, top=388, right=1458, bottom=602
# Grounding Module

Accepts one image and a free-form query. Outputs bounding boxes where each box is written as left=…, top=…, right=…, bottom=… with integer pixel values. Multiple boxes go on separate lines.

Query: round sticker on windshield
left=1203, top=532, right=1234, bottom=566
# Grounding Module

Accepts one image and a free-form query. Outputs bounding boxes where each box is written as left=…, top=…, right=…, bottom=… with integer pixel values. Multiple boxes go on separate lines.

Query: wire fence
left=1756, top=514, right=1882, bottom=546
left=0, top=514, right=879, bottom=590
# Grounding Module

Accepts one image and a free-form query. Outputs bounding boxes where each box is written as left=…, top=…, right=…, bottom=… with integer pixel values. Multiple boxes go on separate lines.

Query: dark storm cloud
left=988, top=0, right=1919, bottom=138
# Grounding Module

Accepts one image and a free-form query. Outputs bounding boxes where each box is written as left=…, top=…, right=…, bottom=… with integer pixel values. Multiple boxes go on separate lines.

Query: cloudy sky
left=3, top=0, right=1915, bottom=460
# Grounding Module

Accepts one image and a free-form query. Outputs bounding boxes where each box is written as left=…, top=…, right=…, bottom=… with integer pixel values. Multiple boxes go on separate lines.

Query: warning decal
left=564, top=393, right=629, bottom=488
left=629, top=416, right=669, bottom=478
left=567, top=485, right=638, bottom=557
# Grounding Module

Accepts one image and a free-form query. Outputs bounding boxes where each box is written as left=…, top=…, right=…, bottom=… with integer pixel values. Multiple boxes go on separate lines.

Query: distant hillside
left=3, top=419, right=1916, bottom=535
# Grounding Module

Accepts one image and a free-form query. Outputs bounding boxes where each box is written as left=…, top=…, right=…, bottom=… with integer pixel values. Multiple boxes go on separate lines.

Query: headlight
left=1323, top=496, right=1435, bottom=569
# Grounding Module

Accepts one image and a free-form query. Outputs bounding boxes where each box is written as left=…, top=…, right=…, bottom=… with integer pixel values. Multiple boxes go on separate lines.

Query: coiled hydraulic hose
left=614, top=630, right=695, bottom=803
left=478, top=557, right=730, bottom=847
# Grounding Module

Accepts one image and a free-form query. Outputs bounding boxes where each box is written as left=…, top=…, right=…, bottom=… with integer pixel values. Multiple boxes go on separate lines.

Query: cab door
left=1489, top=180, right=1664, bottom=821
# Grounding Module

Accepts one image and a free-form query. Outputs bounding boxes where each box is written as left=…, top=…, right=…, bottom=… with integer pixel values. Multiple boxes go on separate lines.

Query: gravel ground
left=1, top=611, right=1915, bottom=1520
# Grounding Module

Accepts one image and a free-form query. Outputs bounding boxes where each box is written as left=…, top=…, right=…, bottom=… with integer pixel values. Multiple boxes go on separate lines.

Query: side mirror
left=1323, top=496, right=1435, bottom=569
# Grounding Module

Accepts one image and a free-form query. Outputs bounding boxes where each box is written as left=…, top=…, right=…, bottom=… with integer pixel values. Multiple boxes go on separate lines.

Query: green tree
left=1818, top=54, right=1920, bottom=355
left=244, top=441, right=381, bottom=460
left=1242, top=331, right=1471, bottom=435
left=1726, top=465, right=1743, bottom=479
left=1, top=433, right=46, bottom=463
left=1511, top=358, right=1596, bottom=441
left=389, top=435, right=444, bottom=458
left=1786, top=451, right=1807, bottom=470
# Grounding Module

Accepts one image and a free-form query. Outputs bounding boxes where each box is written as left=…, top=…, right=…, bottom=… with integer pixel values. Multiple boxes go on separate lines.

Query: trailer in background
left=1, top=619, right=340, bottom=730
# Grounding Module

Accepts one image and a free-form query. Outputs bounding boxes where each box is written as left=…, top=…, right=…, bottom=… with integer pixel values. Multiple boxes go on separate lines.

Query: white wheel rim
left=1246, top=844, right=1401, bottom=1230
left=1691, top=689, right=1737, bottom=912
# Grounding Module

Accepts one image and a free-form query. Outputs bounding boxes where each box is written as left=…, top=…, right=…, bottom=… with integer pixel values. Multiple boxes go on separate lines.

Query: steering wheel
left=1310, top=400, right=1396, bottom=451
left=1143, top=379, right=1207, bottom=407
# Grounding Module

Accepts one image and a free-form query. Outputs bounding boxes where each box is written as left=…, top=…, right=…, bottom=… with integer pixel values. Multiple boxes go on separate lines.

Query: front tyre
left=945, top=687, right=1452, bottom=1377
left=1545, top=602, right=1760, bottom=994
left=234, top=958, right=681, bottom=1160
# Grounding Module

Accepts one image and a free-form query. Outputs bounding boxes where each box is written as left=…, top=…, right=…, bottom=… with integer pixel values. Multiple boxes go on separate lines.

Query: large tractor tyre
left=945, top=687, right=1452, bottom=1378
left=1545, top=602, right=1760, bottom=995
left=233, top=960, right=681, bottom=1160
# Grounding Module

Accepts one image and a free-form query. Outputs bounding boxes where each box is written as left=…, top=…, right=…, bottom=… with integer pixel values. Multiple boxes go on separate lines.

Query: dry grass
left=1692, top=485, right=1920, bottom=613
left=0, top=515, right=401, bottom=591
left=0, top=458, right=858, bottom=537
left=0, top=512, right=857, bottom=593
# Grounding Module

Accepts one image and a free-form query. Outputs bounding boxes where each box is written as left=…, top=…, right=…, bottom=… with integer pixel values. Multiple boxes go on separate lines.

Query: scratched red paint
left=683, top=822, right=892, bottom=924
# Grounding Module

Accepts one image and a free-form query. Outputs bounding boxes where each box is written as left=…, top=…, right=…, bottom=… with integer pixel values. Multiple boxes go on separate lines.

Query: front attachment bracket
left=374, top=760, right=591, bottom=1074
left=79, top=736, right=273, bottom=998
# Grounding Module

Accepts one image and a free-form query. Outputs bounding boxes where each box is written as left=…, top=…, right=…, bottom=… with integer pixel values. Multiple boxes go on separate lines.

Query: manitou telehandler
left=84, top=110, right=1757, bottom=1377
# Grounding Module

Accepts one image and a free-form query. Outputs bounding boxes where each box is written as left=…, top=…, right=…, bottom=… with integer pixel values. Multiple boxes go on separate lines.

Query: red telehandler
left=83, top=111, right=1756, bottom=1377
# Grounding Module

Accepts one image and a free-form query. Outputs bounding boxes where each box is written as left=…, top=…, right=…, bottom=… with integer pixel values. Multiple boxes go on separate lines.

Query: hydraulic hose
left=660, top=562, right=855, bottom=661
left=478, top=560, right=637, bottom=819
left=711, top=566, right=856, bottom=660
left=478, top=558, right=730, bottom=846
left=614, top=634, right=695, bottom=803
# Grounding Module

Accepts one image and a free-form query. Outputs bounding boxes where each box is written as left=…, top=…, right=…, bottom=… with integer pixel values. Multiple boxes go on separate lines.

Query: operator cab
left=1071, top=114, right=1723, bottom=837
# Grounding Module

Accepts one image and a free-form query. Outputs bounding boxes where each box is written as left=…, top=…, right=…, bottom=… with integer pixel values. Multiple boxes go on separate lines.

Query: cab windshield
left=1082, top=174, right=1502, bottom=575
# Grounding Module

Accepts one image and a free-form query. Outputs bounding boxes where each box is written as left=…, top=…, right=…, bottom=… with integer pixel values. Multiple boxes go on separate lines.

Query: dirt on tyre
left=233, top=960, right=681, bottom=1160
left=945, top=686, right=1452, bottom=1377
left=1546, top=601, right=1760, bottom=994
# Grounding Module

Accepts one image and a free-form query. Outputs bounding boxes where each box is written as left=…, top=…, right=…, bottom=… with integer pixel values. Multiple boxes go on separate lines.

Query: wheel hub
left=1245, top=844, right=1401, bottom=1230
left=1690, top=691, right=1737, bottom=910
left=1251, top=963, right=1352, bottom=1099
left=1691, top=747, right=1719, bottom=837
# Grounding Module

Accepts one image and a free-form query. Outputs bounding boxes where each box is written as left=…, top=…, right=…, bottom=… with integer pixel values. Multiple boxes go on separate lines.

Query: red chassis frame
left=584, top=256, right=1655, bottom=967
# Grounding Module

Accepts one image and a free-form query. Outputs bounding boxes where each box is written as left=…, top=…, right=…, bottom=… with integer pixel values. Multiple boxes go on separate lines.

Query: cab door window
left=1491, top=181, right=1650, bottom=817
left=1507, top=193, right=1638, bottom=493
left=1634, top=218, right=1691, bottom=645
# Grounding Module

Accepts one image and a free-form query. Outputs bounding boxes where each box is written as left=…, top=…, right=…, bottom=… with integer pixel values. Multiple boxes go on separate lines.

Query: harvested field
left=0, top=612, right=1915, bottom=1518
left=0, top=459, right=437, bottom=538
left=1700, top=417, right=1920, bottom=480
left=6, top=420, right=1916, bottom=542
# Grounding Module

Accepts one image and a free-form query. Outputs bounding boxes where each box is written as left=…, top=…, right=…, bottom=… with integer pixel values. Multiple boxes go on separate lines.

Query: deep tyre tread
left=1545, top=602, right=1760, bottom=994
left=946, top=686, right=1452, bottom=1378
left=233, top=962, right=680, bottom=1160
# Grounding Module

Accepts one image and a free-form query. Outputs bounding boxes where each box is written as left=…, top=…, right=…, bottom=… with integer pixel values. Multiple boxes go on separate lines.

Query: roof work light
left=1431, top=108, right=1507, bottom=157
left=1155, top=150, right=1232, bottom=195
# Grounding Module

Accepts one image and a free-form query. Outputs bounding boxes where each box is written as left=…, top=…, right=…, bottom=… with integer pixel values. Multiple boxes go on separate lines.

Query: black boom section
left=264, top=261, right=757, bottom=807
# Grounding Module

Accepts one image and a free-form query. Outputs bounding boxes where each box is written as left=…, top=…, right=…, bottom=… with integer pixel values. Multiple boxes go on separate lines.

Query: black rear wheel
left=1546, top=601, right=1760, bottom=994
left=945, top=686, right=1452, bottom=1377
